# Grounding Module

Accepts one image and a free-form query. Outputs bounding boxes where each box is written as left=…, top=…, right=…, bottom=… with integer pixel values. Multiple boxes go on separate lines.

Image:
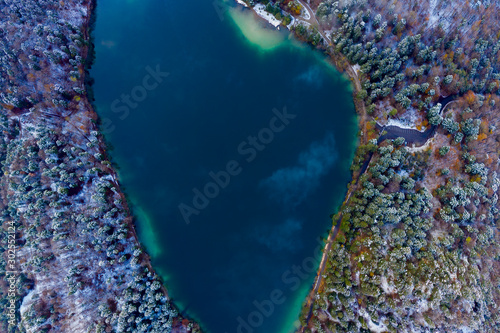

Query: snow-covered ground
left=62, top=2, right=87, bottom=27
left=254, top=4, right=281, bottom=27
left=235, top=0, right=248, bottom=8
left=324, top=29, right=334, bottom=38
left=367, top=319, right=388, bottom=333
left=358, top=309, right=388, bottom=333
left=407, top=137, right=434, bottom=153
left=19, top=287, right=35, bottom=316
left=300, top=4, right=311, bottom=20
left=428, top=0, right=439, bottom=27
left=428, top=0, right=452, bottom=32
left=292, top=18, right=312, bottom=29
left=286, top=16, right=297, bottom=30
left=415, top=298, right=430, bottom=313
left=386, top=119, right=425, bottom=132
left=380, top=276, right=396, bottom=294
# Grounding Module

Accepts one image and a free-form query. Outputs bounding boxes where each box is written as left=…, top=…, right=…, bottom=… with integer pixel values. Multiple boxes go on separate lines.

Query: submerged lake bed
left=91, top=1, right=357, bottom=332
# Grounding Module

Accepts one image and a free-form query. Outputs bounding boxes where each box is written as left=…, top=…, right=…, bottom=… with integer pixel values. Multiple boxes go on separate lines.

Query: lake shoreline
left=232, top=1, right=373, bottom=331
left=83, top=1, right=202, bottom=331
left=90, top=1, right=357, bottom=332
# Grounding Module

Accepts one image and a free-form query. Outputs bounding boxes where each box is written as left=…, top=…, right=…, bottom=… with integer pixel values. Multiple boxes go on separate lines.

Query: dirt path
left=293, top=1, right=368, bottom=142
left=300, top=66, right=372, bottom=327
left=296, top=0, right=331, bottom=43
left=299, top=147, right=373, bottom=331
left=296, top=14, right=372, bottom=329
left=346, top=65, right=369, bottom=145
left=300, top=191, right=352, bottom=331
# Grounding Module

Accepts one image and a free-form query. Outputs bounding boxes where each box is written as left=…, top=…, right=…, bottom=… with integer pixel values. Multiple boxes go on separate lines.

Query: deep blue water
left=91, top=0, right=357, bottom=332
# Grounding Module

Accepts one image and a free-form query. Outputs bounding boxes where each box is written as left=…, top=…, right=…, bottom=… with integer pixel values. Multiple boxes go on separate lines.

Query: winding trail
left=295, top=0, right=331, bottom=44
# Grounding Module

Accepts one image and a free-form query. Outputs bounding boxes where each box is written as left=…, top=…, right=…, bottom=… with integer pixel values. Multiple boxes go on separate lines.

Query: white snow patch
left=428, top=0, right=439, bottom=27
left=286, top=16, right=297, bottom=30
left=431, top=228, right=447, bottom=239
left=291, top=19, right=312, bottom=29
left=358, top=309, right=388, bottom=333
left=416, top=298, right=429, bottom=313
left=254, top=4, right=282, bottom=27
left=102, top=174, right=114, bottom=182
left=427, top=0, right=452, bottom=32
left=397, top=169, right=410, bottom=177
left=367, top=319, right=388, bottom=333
left=323, top=308, right=336, bottom=321
left=399, top=106, right=420, bottom=125
left=60, top=3, right=87, bottom=27
left=300, top=5, right=311, bottom=20
left=386, top=119, right=424, bottom=132
left=235, top=0, right=248, bottom=7
left=20, top=288, right=36, bottom=316
left=380, top=276, right=396, bottom=294
left=407, top=137, right=434, bottom=153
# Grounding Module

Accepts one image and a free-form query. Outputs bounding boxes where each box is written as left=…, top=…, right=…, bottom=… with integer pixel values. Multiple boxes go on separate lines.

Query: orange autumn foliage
left=464, top=90, right=476, bottom=105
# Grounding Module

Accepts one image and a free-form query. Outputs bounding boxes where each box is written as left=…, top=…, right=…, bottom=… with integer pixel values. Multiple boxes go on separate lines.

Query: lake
left=90, top=0, right=357, bottom=332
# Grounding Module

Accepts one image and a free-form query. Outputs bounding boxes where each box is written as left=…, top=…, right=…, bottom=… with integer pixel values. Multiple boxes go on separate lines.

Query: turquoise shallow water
left=90, top=0, right=357, bottom=332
